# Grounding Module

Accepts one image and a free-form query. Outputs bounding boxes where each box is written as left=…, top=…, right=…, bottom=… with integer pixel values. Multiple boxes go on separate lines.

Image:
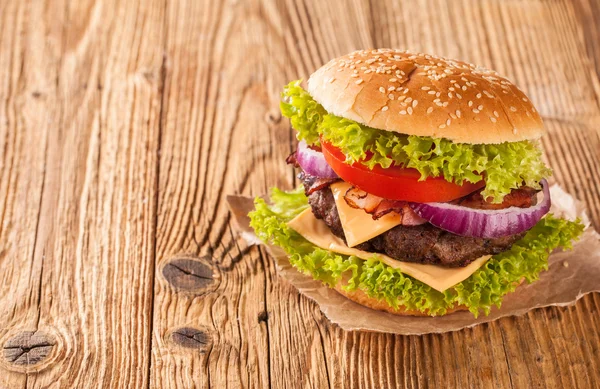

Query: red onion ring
left=409, top=179, right=550, bottom=238
left=296, top=141, right=339, bottom=179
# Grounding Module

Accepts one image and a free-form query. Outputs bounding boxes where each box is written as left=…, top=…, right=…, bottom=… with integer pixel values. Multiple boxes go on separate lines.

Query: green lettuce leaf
left=249, top=187, right=584, bottom=317
left=280, top=80, right=552, bottom=203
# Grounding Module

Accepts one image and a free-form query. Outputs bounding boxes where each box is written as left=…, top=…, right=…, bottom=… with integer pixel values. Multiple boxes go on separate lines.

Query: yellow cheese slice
left=330, top=182, right=403, bottom=247
left=287, top=208, right=490, bottom=292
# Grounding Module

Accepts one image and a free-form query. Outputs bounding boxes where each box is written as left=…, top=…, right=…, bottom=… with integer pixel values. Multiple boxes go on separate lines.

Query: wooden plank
left=0, top=0, right=66, bottom=387
left=0, top=0, right=164, bottom=387
left=150, top=0, right=289, bottom=387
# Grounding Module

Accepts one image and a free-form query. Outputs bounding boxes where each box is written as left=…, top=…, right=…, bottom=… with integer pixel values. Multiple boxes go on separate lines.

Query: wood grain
left=0, top=0, right=163, bottom=387
left=0, top=0, right=598, bottom=388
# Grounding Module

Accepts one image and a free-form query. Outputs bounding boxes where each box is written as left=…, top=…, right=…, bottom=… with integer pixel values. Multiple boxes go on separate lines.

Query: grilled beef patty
left=305, top=180, right=530, bottom=267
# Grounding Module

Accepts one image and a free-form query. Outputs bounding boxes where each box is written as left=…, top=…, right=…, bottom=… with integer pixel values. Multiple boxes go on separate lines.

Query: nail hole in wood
left=3, top=331, right=55, bottom=366
left=169, top=327, right=211, bottom=351
left=162, top=256, right=217, bottom=293
left=258, top=311, right=269, bottom=323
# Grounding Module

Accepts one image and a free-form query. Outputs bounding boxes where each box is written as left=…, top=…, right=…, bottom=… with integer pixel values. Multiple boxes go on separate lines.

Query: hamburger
left=249, top=49, right=583, bottom=317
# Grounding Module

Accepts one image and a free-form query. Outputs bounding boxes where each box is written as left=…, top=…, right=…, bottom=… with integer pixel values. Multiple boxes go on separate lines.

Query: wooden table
left=1, top=0, right=599, bottom=387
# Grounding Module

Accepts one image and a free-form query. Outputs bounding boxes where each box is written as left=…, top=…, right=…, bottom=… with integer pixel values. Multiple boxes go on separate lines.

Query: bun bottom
left=333, top=281, right=467, bottom=316
left=333, top=278, right=525, bottom=317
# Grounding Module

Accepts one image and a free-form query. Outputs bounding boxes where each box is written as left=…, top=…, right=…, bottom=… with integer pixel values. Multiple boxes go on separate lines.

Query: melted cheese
left=330, top=182, right=403, bottom=247
left=288, top=208, right=490, bottom=292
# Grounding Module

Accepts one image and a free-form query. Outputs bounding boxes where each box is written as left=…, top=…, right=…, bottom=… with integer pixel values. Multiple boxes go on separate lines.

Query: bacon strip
left=343, top=186, right=427, bottom=225
left=451, top=186, right=539, bottom=210
left=298, top=171, right=339, bottom=195
left=286, top=151, right=299, bottom=168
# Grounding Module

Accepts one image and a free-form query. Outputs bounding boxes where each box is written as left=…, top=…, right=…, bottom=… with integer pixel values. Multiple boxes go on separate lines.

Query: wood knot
left=265, top=110, right=282, bottom=125
left=3, top=331, right=55, bottom=367
left=169, top=327, right=212, bottom=352
left=162, top=256, right=219, bottom=293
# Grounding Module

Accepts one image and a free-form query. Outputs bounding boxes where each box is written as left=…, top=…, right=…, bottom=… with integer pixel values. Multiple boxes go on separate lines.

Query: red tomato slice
left=320, top=140, right=485, bottom=202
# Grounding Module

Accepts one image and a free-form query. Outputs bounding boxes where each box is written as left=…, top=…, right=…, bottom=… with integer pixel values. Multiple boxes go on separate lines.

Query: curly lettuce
left=280, top=80, right=552, bottom=203
left=249, top=188, right=584, bottom=317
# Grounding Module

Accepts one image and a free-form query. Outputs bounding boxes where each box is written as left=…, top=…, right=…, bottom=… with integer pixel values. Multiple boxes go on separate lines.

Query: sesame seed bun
left=307, top=49, right=544, bottom=144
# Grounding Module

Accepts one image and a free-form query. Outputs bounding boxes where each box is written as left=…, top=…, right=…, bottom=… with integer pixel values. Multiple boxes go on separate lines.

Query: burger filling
left=302, top=173, right=532, bottom=267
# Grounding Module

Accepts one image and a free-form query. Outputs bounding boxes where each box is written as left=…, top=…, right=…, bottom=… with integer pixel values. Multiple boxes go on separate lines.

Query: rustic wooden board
left=0, top=0, right=599, bottom=388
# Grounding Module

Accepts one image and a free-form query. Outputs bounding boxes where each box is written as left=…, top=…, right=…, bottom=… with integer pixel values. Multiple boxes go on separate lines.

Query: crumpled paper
left=227, top=185, right=600, bottom=335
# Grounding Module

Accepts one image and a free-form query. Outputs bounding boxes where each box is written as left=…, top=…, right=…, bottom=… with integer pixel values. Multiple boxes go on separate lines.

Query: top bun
left=307, top=49, right=544, bottom=144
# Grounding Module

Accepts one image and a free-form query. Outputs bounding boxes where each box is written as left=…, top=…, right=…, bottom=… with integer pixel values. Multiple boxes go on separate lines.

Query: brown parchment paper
left=227, top=185, right=600, bottom=335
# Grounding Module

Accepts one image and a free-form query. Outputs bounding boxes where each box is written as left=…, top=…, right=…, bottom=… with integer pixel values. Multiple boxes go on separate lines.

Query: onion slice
left=296, top=141, right=338, bottom=179
left=409, top=179, right=550, bottom=238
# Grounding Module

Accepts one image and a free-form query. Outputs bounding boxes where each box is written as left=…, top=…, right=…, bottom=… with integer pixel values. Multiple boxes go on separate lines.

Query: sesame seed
left=476, top=93, right=482, bottom=99
left=381, top=106, right=389, bottom=112
left=450, top=113, right=457, bottom=119
left=493, top=111, right=499, bottom=118
left=427, top=107, right=434, bottom=114
left=442, top=102, right=449, bottom=107
left=436, top=92, right=441, bottom=97
left=400, top=110, right=407, bottom=115
left=490, top=117, right=497, bottom=123
left=478, top=105, right=483, bottom=110
left=388, top=93, right=395, bottom=100
left=461, top=77, right=468, bottom=82
left=405, top=97, right=413, bottom=103
left=510, top=106, right=517, bottom=112
left=456, top=110, right=461, bottom=118
left=468, top=101, right=473, bottom=107
left=483, top=91, right=494, bottom=98
left=421, top=86, right=431, bottom=91
left=435, top=101, right=443, bottom=107
left=408, top=107, right=413, bottom=115
left=388, top=86, right=396, bottom=91
left=450, top=79, right=457, bottom=83
left=389, top=78, right=397, bottom=82
left=522, top=97, right=528, bottom=102
left=439, top=124, right=446, bottom=129
left=456, top=93, right=462, bottom=99
left=355, top=79, right=364, bottom=84
left=526, top=111, right=531, bottom=117
left=403, top=88, right=409, bottom=94
left=379, top=87, right=386, bottom=93
left=351, top=74, right=358, bottom=78
left=412, top=100, right=418, bottom=108
left=428, top=90, right=436, bottom=95
left=473, top=109, right=480, bottom=113
left=397, top=95, right=407, bottom=101
left=446, top=118, right=451, bottom=126
left=329, top=77, right=336, bottom=83
left=448, top=92, right=453, bottom=98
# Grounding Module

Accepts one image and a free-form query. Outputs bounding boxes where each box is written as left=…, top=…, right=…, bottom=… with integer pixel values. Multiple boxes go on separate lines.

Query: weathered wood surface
left=0, top=0, right=599, bottom=388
